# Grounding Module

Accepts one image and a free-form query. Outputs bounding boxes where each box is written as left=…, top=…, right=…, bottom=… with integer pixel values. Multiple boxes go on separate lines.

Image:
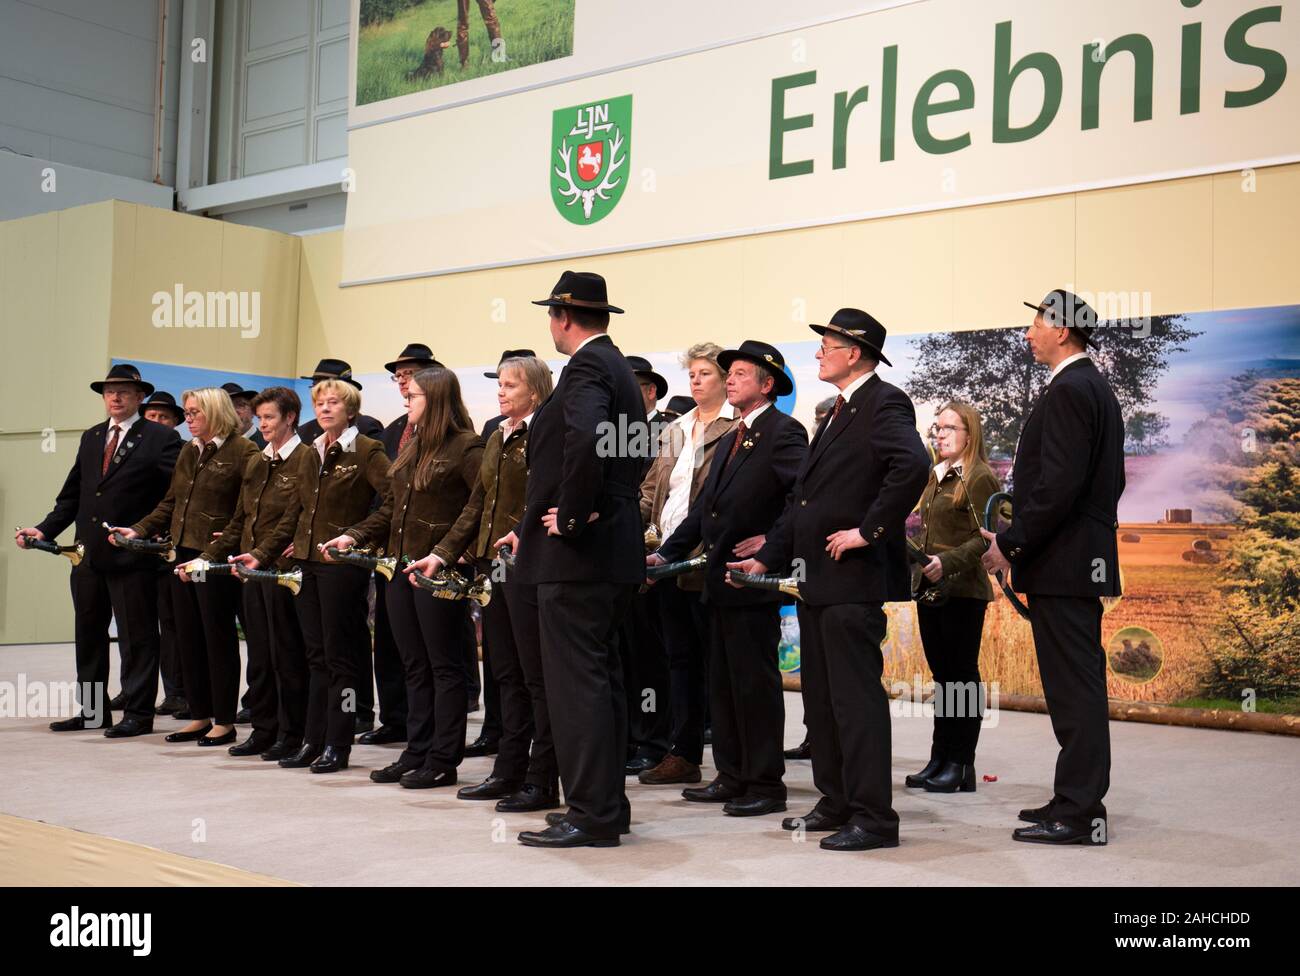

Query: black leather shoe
left=819, top=824, right=899, bottom=852
left=623, top=756, right=658, bottom=776
left=495, top=783, right=561, bottom=813
left=370, top=759, right=420, bottom=783
left=198, top=728, right=237, bottom=747
left=155, top=697, right=187, bottom=716
left=310, top=745, right=350, bottom=773
left=518, top=822, right=619, bottom=848
left=278, top=742, right=323, bottom=768
left=542, top=811, right=629, bottom=835
left=235, top=707, right=252, bottom=724
left=228, top=734, right=274, bottom=756
left=904, top=750, right=945, bottom=788
left=260, top=738, right=301, bottom=762
left=723, top=795, right=787, bottom=817
left=357, top=724, right=406, bottom=745
left=1012, top=820, right=1107, bottom=845
left=353, top=718, right=375, bottom=735
left=702, top=727, right=713, bottom=745
left=464, top=735, right=499, bottom=757
left=457, top=776, right=521, bottom=800
left=783, top=739, right=812, bottom=761
left=923, top=761, right=976, bottom=793
left=782, top=809, right=847, bottom=832
left=681, top=780, right=741, bottom=803
left=400, top=767, right=457, bottom=789
left=1019, top=802, right=1055, bottom=824
left=109, top=692, right=126, bottom=711
left=50, top=716, right=88, bottom=732
left=104, top=717, right=153, bottom=738
left=165, top=724, right=213, bottom=743
left=467, top=698, right=481, bottom=714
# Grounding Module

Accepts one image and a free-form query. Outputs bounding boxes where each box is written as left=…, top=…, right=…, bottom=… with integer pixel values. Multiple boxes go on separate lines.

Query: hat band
left=550, top=292, right=610, bottom=308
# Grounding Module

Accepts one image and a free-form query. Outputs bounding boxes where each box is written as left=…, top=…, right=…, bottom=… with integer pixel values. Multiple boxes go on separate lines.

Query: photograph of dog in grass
left=358, top=0, right=576, bottom=106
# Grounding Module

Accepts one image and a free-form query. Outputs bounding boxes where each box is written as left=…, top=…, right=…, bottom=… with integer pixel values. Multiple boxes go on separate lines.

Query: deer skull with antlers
left=554, top=130, right=625, bottom=220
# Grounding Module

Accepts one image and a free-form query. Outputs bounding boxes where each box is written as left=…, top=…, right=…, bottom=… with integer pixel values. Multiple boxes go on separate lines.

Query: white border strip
left=338, top=155, right=1300, bottom=288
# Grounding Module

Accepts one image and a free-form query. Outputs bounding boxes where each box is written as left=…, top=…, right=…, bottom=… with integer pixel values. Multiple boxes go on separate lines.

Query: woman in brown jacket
left=906, top=401, right=1001, bottom=794
left=256, top=379, right=391, bottom=773
left=431, top=355, right=558, bottom=811
left=112, top=387, right=258, bottom=746
left=636, top=342, right=738, bottom=785
left=327, top=367, right=483, bottom=788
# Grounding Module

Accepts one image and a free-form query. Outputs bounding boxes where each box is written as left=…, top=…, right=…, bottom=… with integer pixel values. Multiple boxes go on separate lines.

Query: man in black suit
left=500, top=271, right=645, bottom=848
left=739, top=309, right=930, bottom=852
left=650, top=340, right=808, bottom=817
left=981, top=289, right=1124, bottom=847
left=17, top=364, right=181, bottom=736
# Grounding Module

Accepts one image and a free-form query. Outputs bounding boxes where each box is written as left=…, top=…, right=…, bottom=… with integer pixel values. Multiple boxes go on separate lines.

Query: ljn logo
left=49, top=906, right=151, bottom=956
left=151, top=284, right=261, bottom=339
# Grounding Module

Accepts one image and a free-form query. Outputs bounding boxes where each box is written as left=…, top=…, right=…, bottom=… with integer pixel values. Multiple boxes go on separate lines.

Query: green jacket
left=463, top=422, right=529, bottom=562
left=261, top=428, right=391, bottom=565
left=201, top=440, right=314, bottom=570
left=917, top=458, right=1001, bottom=601
left=133, top=435, right=259, bottom=551
left=347, top=430, right=484, bottom=564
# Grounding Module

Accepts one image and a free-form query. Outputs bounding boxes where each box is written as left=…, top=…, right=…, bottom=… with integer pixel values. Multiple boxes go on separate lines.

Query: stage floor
left=1, top=642, right=1296, bottom=886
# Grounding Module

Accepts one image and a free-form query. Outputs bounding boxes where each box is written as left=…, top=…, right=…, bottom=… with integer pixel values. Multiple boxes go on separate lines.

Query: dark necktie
left=102, top=425, right=121, bottom=476
left=398, top=421, right=414, bottom=452
left=828, top=395, right=845, bottom=426
left=724, top=420, right=748, bottom=467
left=199, top=442, right=217, bottom=465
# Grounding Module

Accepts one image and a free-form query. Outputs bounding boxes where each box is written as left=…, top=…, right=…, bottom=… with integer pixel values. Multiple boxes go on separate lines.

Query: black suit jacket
left=298, top=413, right=383, bottom=446
left=659, top=405, right=807, bottom=607
left=481, top=415, right=504, bottom=439
left=757, top=374, right=930, bottom=606
left=381, top=415, right=407, bottom=461
left=515, top=334, right=646, bottom=585
left=36, top=417, right=182, bottom=572
left=998, top=358, right=1125, bottom=598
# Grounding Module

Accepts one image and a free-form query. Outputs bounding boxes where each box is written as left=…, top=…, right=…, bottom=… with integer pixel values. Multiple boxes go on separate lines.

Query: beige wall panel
left=839, top=210, right=954, bottom=337
left=51, top=203, right=116, bottom=431
left=216, top=221, right=301, bottom=376
left=1213, top=164, right=1300, bottom=312
left=1, top=212, right=59, bottom=433
left=737, top=227, right=845, bottom=346
left=1076, top=176, right=1214, bottom=316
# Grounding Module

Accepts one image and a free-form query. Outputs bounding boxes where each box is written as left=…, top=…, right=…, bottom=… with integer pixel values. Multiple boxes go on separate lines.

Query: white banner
left=342, top=0, right=1300, bottom=285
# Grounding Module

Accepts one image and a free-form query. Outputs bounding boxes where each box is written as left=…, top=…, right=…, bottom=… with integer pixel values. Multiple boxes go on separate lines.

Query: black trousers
left=1029, top=594, right=1110, bottom=830
left=656, top=582, right=707, bottom=764
left=371, top=574, right=409, bottom=731
left=506, top=581, right=558, bottom=787
left=621, top=584, right=671, bottom=762
left=537, top=580, right=635, bottom=838
left=385, top=575, right=468, bottom=772
left=709, top=603, right=786, bottom=799
left=477, top=606, right=501, bottom=740
left=798, top=602, right=898, bottom=841
left=916, top=597, right=988, bottom=765
left=241, top=579, right=309, bottom=742
left=477, top=558, right=534, bottom=782
left=69, top=564, right=160, bottom=725
left=156, top=569, right=183, bottom=701
left=295, top=562, right=369, bottom=748
left=353, top=581, right=376, bottom=727
left=170, top=548, right=241, bottom=726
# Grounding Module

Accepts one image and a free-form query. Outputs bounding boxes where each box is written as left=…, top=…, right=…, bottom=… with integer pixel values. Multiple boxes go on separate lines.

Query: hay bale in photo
left=1121, top=533, right=1142, bottom=543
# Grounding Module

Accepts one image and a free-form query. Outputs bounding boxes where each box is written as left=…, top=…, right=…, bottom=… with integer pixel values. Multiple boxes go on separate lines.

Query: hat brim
left=91, top=379, right=154, bottom=396
left=1023, top=302, right=1101, bottom=348
left=716, top=351, right=794, bottom=397
left=384, top=358, right=441, bottom=373
left=808, top=324, right=893, bottom=367
left=633, top=371, right=668, bottom=400
left=144, top=404, right=185, bottom=422
left=531, top=297, right=624, bottom=314
left=302, top=375, right=363, bottom=390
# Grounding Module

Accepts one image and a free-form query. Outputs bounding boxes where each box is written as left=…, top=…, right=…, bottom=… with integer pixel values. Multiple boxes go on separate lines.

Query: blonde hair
left=680, top=342, right=724, bottom=370
left=497, top=356, right=553, bottom=410
left=937, top=401, right=988, bottom=506
left=311, top=379, right=362, bottom=418
left=181, top=387, right=239, bottom=440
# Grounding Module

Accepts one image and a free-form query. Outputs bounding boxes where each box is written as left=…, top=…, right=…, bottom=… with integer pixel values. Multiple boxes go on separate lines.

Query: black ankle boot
left=278, top=742, right=322, bottom=768
left=310, top=745, right=350, bottom=774
left=923, top=761, right=976, bottom=793
left=905, top=748, right=945, bottom=788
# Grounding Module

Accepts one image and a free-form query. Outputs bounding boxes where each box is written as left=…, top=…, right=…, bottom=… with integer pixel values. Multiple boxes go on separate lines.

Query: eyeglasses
left=818, top=342, right=851, bottom=355
left=182, top=410, right=203, bottom=420
left=390, top=369, right=417, bottom=382
left=403, top=392, right=425, bottom=402
left=928, top=423, right=967, bottom=436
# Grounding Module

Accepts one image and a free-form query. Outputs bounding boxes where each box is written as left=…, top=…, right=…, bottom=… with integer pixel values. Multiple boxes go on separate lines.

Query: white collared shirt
left=501, top=411, right=534, bottom=440
left=1050, top=352, right=1090, bottom=383
left=740, top=401, right=772, bottom=427
left=933, top=458, right=964, bottom=483
left=107, top=412, right=140, bottom=440
left=658, top=402, right=737, bottom=539
left=193, top=433, right=226, bottom=452
left=264, top=433, right=301, bottom=461
left=573, top=333, right=606, bottom=356
left=314, top=424, right=358, bottom=462
left=242, top=419, right=258, bottom=439
left=823, top=369, right=875, bottom=432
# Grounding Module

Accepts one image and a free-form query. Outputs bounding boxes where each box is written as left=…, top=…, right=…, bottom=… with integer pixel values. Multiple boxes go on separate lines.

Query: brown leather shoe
left=638, top=754, right=702, bottom=785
